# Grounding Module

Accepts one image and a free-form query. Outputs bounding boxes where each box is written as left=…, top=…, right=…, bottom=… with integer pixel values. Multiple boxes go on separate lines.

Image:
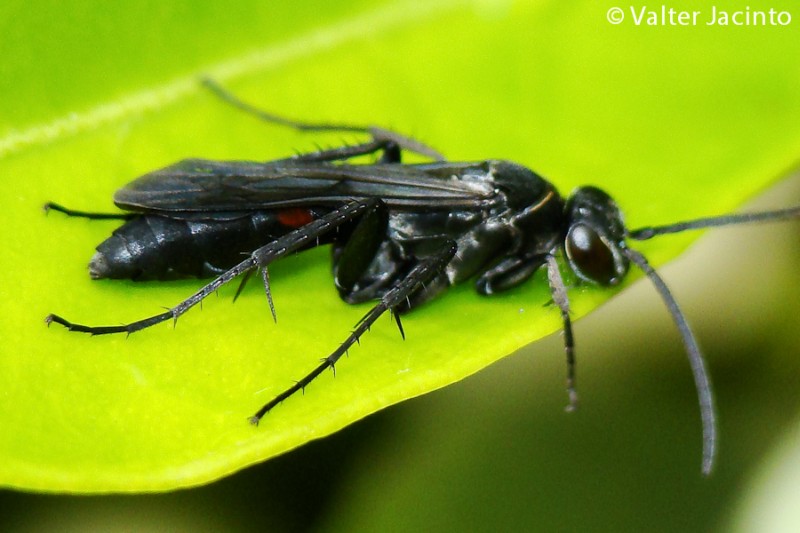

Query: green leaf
left=1, top=0, right=799, bottom=493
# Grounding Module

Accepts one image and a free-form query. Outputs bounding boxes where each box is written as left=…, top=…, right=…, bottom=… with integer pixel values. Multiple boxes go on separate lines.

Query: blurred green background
left=2, top=0, right=800, bottom=530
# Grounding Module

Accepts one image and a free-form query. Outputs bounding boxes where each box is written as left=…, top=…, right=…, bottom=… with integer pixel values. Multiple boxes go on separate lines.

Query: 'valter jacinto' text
left=630, top=5, right=792, bottom=26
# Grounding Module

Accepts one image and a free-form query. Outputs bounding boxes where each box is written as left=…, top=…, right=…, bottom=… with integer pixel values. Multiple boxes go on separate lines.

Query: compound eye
left=565, top=224, right=618, bottom=285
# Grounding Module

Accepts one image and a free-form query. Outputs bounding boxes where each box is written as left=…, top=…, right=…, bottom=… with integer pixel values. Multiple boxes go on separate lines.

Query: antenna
left=623, top=202, right=799, bottom=474
left=622, top=246, right=717, bottom=475
left=627, top=206, right=800, bottom=240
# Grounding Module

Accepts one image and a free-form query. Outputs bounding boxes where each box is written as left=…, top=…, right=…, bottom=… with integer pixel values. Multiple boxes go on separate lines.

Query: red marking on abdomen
left=277, top=208, right=315, bottom=228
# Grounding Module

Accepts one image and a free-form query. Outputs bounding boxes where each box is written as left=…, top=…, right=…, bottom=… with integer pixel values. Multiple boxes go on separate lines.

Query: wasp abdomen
left=90, top=212, right=295, bottom=281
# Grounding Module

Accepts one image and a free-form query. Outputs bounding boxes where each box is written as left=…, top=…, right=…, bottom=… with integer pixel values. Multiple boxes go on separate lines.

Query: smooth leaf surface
left=1, top=0, right=799, bottom=492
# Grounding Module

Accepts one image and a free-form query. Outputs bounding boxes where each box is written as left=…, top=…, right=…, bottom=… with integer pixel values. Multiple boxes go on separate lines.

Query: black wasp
left=46, top=79, right=800, bottom=475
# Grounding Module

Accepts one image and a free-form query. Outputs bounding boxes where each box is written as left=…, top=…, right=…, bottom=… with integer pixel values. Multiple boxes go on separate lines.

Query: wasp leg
left=333, top=199, right=390, bottom=299
left=43, top=202, right=136, bottom=221
left=544, top=255, right=578, bottom=412
left=201, top=77, right=444, bottom=161
left=46, top=199, right=380, bottom=335
left=250, top=239, right=458, bottom=424
left=275, top=139, right=401, bottom=164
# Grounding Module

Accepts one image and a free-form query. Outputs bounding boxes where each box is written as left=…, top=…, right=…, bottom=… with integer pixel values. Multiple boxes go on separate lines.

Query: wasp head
left=564, top=186, right=629, bottom=286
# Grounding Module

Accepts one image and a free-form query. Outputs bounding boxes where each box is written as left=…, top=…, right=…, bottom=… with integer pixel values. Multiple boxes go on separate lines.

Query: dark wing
left=113, top=158, right=499, bottom=213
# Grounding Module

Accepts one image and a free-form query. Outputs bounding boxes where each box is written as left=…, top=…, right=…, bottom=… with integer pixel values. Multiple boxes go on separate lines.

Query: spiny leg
left=621, top=246, right=717, bottom=476
left=274, top=139, right=400, bottom=165
left=545, top=255, right=578, bottom=412
left=46, top=199, right=380, bottom=335
left=249, top=239, right=458, bottom=424
left=43, top=202, right=136, bottom=221
left=201, top=77, right=445, bottom=161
